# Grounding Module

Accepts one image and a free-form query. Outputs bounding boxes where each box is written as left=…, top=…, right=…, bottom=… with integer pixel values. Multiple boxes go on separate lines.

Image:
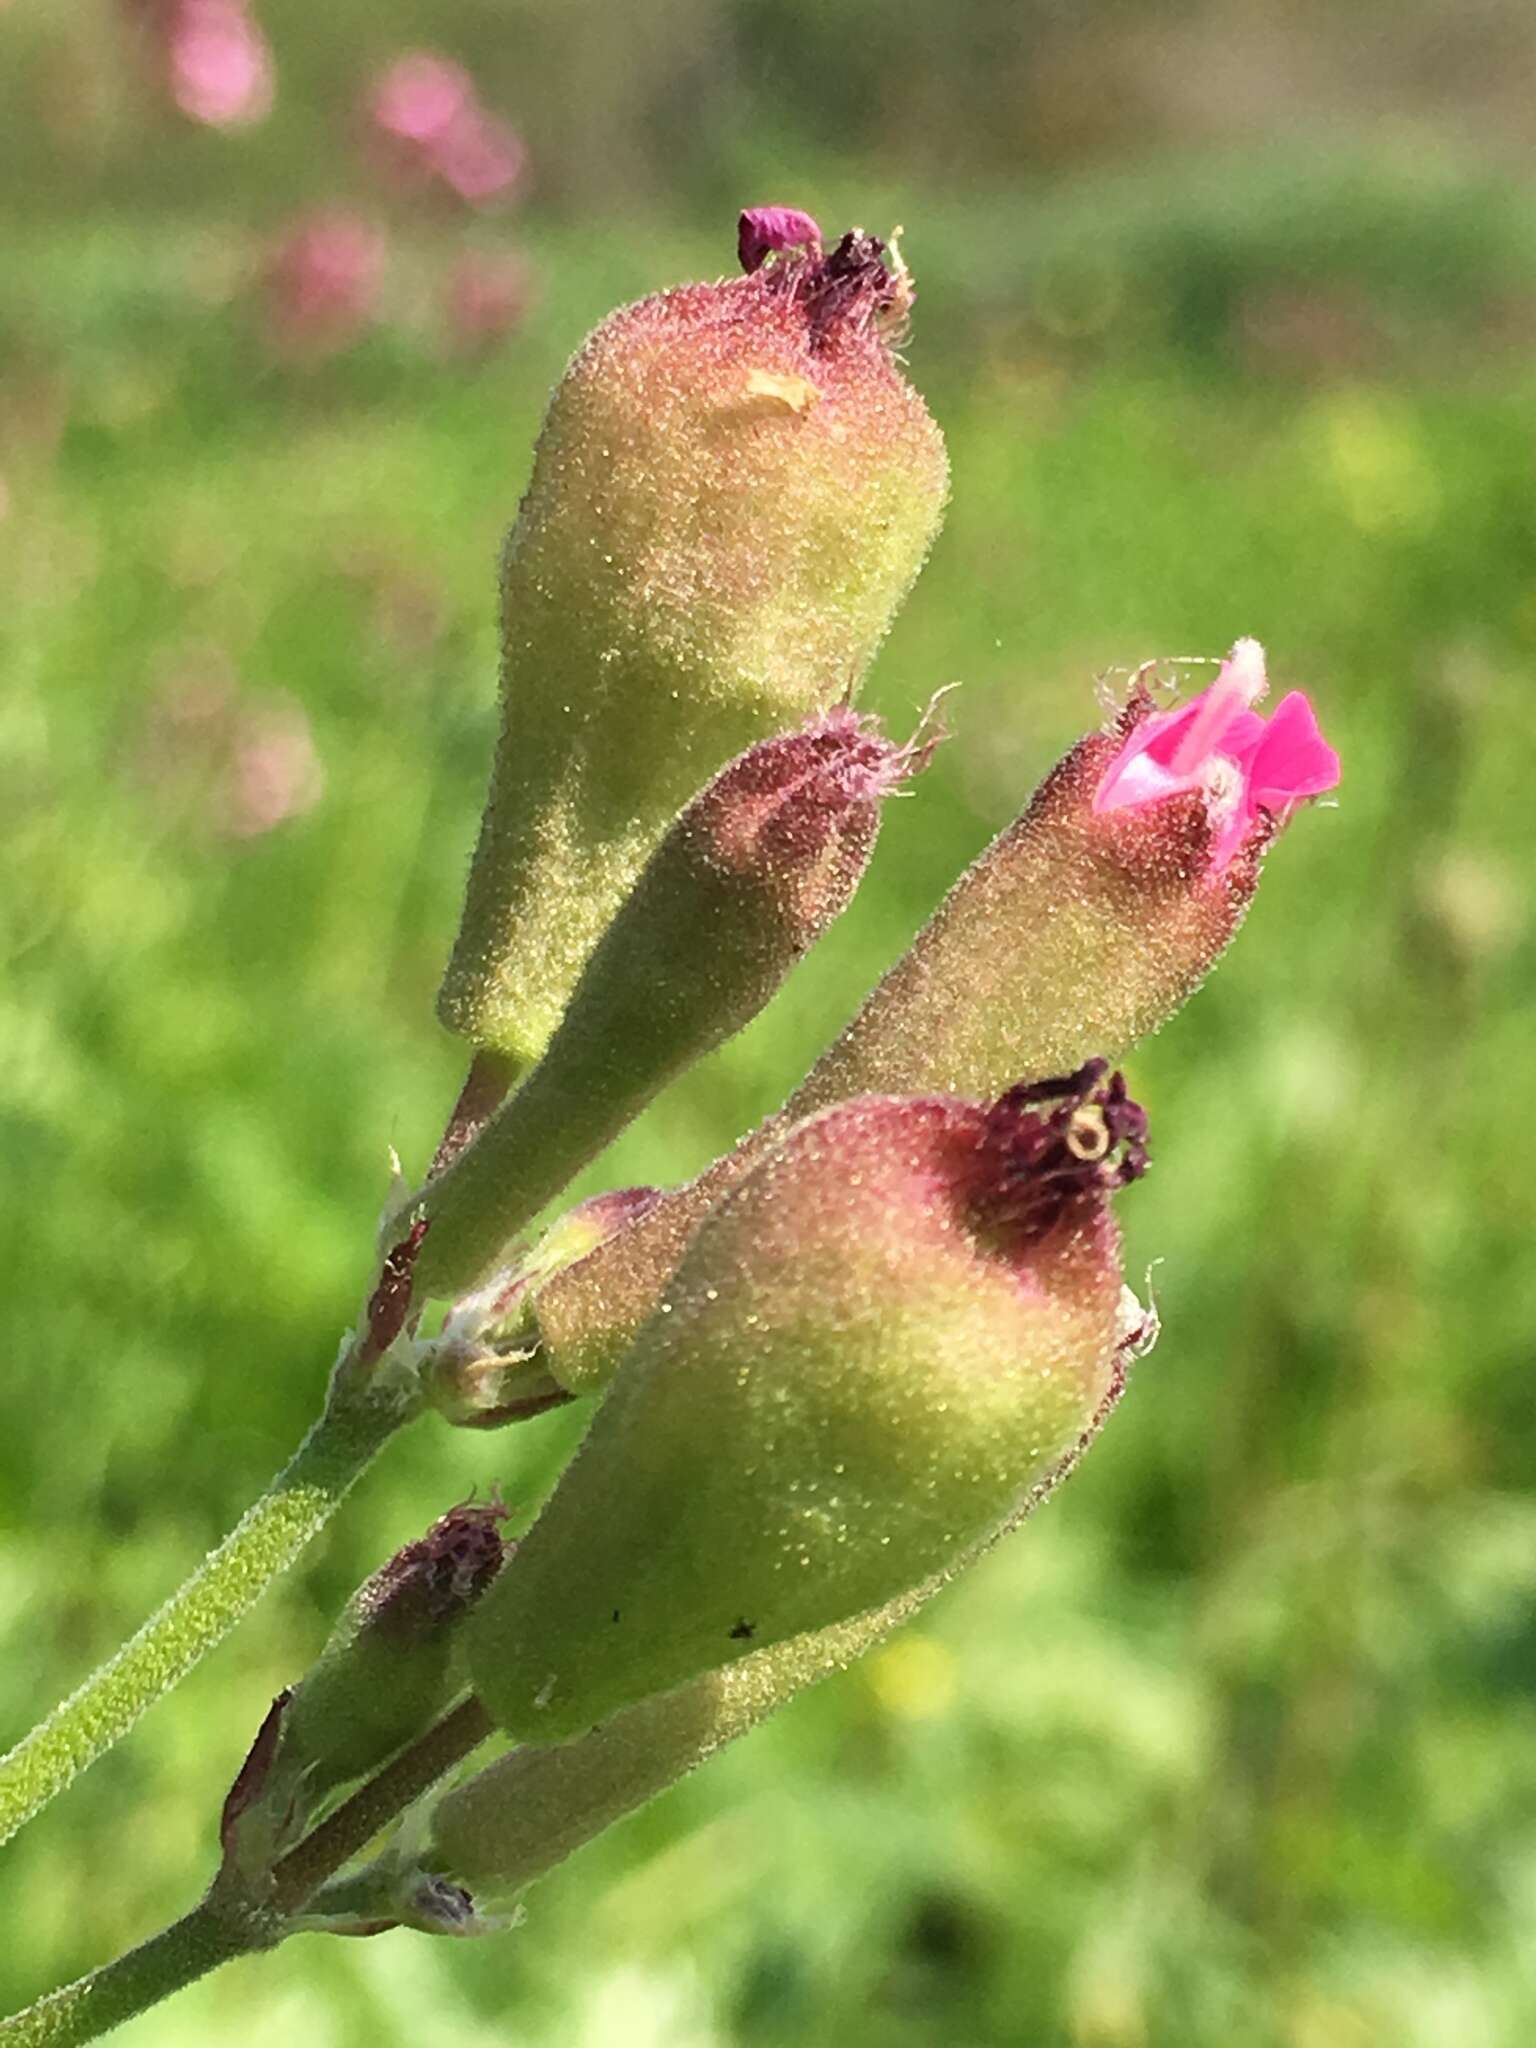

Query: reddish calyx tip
left=1093, top=640, right=1341, bottom=872
left=800, top=702, right=944, bottom=801
left=365, top=1498, right=513, bottom=1628
left=973, top=1060, right=1149, bottom=1244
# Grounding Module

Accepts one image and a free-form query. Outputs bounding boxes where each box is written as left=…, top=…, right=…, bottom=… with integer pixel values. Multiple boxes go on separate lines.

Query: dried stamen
left=755, top=224, right=904, bottom=351
left=972, top=1059, right=1149, bottom=1243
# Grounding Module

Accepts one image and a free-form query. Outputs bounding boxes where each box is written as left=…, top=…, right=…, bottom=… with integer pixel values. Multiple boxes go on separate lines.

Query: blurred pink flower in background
left=262, top=210, right=386, bottom=359
left=110, top=16, right=537, bottom=367
left=225, top=697, right=325, bottom=838
left=371, top=51, right=471, bottom=148
left=135, top=655, right=325, bottom=841
left=163, top=0, right=275, bottom=129
left=369, top=51, right=527, bottom=208
left=444, top=252, right=535, bottom=356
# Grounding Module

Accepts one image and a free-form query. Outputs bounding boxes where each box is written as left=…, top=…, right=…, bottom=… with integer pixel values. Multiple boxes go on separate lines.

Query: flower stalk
left=0, top=1382, right=416, bottom=1852
left=0, top=1698, right=499, bottom=2047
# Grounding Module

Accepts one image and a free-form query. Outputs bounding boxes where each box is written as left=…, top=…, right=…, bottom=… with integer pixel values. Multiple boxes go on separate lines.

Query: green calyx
left=415, top=711, right=923, bottom=1302
left=466, top=1084, right=1138, bottom=1744
left=521, top=681, right=1260, bottom=1395
left=438, top=228, right=948, bottom=1068
left=271, top=1503, right=509, bottom=1815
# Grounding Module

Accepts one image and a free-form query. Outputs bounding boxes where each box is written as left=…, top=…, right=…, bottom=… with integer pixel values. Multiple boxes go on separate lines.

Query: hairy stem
left=271, top=1695, right=495, bottom=1913
left=0, top=1700, right=497, bottom=2047
left=0, top=1903, right=263, bottom=2048
left=0, top=1387, right=415, bottom=1849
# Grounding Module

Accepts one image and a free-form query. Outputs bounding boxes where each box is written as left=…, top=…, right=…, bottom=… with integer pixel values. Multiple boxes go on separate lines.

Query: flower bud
left=525, top=642, right=1336, bottom=1392
left=416, top=710, right=931, bottom=1300
left=465, top=1064, right=1146, bottom=1743
left=347, top=1283, right=1154, bottom=1918
left=437, top=214, right=949, bottom=1069
left=275, top=1501, right=509, bottom=1807
left=806, top=639, right=1340, bottom=1104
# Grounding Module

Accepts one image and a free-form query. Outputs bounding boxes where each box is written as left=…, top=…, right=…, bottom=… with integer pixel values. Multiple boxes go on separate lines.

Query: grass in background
left=2, top=159, right=1535, bottom=2046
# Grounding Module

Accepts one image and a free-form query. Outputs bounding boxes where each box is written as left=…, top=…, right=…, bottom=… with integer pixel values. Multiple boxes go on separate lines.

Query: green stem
left=271, top=1695, right=495, bottom=1914
left=0, top=1700, right=497, bottom=2047
left=0, top=1902, right=262, bottom=2048
left=0, top=1387, right=415, bottom=1849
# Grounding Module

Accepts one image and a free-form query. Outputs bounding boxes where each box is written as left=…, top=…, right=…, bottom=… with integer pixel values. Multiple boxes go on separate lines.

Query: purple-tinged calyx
left=235, top=1501, right=514, bottom=1851
left=463, top=1082, right=1144, bottom=1744
left=1093, top=639, right=1340, bottom=871
left=414, top=708, right=936, bottom=1302
left=703, top=705, right=939, bottom=883
left=435, top=207, right=947, bottom=1070
left=973, top=1059, right=1148, bottom=1246
left=355, top=1500, right=511, bottom=1635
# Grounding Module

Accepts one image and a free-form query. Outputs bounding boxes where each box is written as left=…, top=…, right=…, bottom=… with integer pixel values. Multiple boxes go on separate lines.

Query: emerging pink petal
left=738, top=205, right=823, bottom=275
left=1093, top=640, right=1340, bottom=871
left=1247, top=692, right=1341, bottom=807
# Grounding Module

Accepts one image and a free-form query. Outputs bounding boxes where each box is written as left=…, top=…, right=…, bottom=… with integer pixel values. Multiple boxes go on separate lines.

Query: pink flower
left=444, top=253, right=534, bottom=355
left=1092, top=639, right=1340, bottom=871
left=134, top=659, right=323, bottom=839
left=425, top=110, right=526, bottom=207
left=371, top=51, right=474, bottom=144
left=166, top=0, right=274, bottom=129
left=263, top=210, right=386, bottom=358
left=369, top=52, right=526, bottom=209
left=222, top=697, right=325, bottom=838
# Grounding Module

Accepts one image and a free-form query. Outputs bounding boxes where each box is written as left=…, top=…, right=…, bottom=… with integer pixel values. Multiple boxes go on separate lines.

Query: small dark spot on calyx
left=611, top=1608, right=621, bottom=1624
left=729, top=1618, right=756, bottom=1640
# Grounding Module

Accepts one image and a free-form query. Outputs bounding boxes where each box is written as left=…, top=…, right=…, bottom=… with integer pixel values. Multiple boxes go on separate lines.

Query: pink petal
left=1205, top=795, right=1261, bottom=873
left=738, top=206, right=823, bottom=275
left=170, top=1, right=274, bottom=128
left=1248, top=692, right=1341, bottom=806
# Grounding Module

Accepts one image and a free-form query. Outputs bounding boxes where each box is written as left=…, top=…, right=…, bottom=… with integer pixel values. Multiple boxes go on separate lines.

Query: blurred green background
left=3, top=1, right=1535, bottom=2042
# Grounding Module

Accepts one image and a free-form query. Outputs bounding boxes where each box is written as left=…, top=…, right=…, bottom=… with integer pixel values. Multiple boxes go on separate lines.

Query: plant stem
left=0, top=1387, right=415, bottom=1849
left=0, top=1903, right=262, bottom=2048
left=0, top=1700, right=497, bottom=2047
left=428, top=1050, right=520, bottom=1178
left=270, top=1695, right=494, bottom=1913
